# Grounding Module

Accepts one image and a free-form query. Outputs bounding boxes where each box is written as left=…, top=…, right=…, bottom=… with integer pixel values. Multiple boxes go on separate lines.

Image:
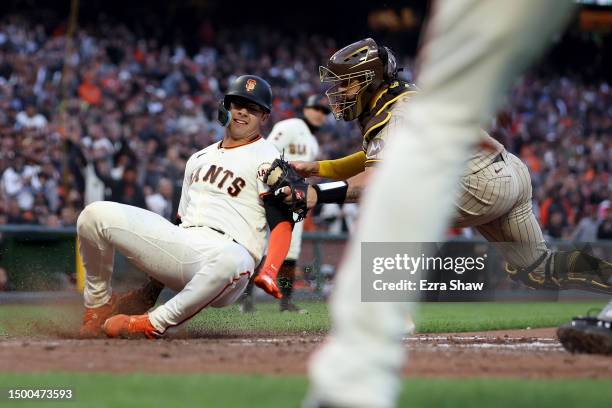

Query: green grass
left=0, top=373, right=609, bottom=408
left=414, top=301, right=605, bottom=333
left=0, top=302, right=609, bottom=407
left=0, top=301, right=605, bottom=337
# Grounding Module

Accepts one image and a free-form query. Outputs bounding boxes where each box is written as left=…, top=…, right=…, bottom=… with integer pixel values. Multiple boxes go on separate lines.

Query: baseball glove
left=264, top=156, right=309, bottom=222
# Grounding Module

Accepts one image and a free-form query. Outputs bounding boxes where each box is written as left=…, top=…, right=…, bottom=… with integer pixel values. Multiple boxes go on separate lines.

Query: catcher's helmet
left=224, top=75, right=273, bottom=113
left=320, top=38, right=398, bottom=121
left=304, top=94, right=331, bottom=114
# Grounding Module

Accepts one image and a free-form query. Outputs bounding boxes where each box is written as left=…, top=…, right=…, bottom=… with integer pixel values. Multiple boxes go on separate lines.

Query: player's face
left=327, top=78, right=363, bottom=120
left=227, top=100, right=268, bottom=140
left=337, top=79, right=361, bottom=99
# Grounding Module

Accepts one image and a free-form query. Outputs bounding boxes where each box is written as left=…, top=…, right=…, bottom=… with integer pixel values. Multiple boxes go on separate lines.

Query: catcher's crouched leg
left=505, top=249, right=612, bottom=294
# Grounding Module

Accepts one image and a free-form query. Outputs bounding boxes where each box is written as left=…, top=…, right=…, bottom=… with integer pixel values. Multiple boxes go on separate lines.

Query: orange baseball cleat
left=253, top=273, right=283, bottom=299
left=103, top=314, right=161, bottom=339
left=79, top=294, right=118, bottom=338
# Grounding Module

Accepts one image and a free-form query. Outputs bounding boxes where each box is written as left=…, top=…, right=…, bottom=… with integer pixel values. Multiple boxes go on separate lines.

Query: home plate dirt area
left=0, top=328, right=610, bottom=379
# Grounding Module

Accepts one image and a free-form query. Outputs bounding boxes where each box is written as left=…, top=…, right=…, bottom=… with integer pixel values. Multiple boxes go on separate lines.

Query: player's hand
left=276, top=185, right=318, bottom=209
left=290, top=161, right=319, bottom=178
left=253, top=272, right=282, bottom=299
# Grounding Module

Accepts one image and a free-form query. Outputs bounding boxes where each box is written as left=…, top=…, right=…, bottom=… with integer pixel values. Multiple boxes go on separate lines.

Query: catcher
left=277, top=38, right=612, bottom=294
left=78, top=75, right=293, bottom=339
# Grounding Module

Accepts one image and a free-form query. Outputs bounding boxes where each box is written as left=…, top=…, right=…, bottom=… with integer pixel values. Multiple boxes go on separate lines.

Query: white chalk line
left=0, top=336, right=564, bottom=351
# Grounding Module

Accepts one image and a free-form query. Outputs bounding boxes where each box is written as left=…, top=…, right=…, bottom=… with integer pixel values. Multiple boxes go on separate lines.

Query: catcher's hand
left=264, top=156, right=311, bottom=221
left=290, top=161, right=320, bottom=178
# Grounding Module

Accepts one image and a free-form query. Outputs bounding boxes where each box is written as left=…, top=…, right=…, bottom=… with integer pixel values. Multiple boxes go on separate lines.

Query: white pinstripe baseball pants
left=77, top=201, right=254, bottom=332
left=455, top=151, right=547, bottom=269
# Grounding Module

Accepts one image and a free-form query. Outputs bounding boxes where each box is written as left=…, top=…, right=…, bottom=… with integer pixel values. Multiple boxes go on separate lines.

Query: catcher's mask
left=320, top=38, right=398, bottom=121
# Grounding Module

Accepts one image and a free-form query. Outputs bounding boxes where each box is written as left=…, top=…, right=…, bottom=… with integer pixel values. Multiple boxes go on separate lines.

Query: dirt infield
left=1, top=328, right=610, bottom=379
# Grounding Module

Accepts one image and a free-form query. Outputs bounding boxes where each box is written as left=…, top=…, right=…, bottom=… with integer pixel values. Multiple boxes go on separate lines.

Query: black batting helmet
left=223, top=75, right=273, bottom=113
left=304, top=94, right=331, bottom=114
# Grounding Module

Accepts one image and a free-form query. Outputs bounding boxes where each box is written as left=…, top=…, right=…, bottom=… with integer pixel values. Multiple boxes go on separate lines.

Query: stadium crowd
left=0, top=15, right=610, bottom=241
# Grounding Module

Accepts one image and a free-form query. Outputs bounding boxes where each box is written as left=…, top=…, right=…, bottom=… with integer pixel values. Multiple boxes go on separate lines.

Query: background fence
left=0, top=225, right=610, bottom=301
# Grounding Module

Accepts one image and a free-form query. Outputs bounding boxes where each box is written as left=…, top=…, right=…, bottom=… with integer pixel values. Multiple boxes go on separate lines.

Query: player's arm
left=282, top=130, right=385, bottom=207
left=92, top=158, right=119, bottom=188
left=292, top=150, right=366, bottom=180
left=344, top=168, right=373, bottom=202
left=298, top=166, right=373, bottom=208
left=253, top=198, right=294, bottom=299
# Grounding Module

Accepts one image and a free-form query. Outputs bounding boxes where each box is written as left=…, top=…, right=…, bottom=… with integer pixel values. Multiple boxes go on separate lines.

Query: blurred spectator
left=78, top=74, right=102, bottom=106
left=6, top=199, right=29, bottom=224
left=571, top=204, right=599, bottom=242
left=0, top=14, right=608, bottom=240
left=547, top=210, right=570, bottom=240
left=94, top=162, right=146, bottom=208
left=145, top=177, right=174, bottom=220
left=0, top=267, right=9, bottom=291
left=598, top=207, right=612, bottom=240
left=15, top=105, right=48, bottom=130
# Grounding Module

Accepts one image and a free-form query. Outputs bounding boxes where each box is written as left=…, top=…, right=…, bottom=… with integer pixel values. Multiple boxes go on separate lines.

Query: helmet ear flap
left=377, top=45, right=398, bottom=80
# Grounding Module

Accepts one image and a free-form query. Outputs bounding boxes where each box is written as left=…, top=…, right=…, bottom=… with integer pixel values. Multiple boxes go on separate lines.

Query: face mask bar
left=319, top=66, right=375, bottom=120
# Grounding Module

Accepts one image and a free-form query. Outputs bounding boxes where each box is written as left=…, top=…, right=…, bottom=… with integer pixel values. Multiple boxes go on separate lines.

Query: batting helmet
left=223, top=75, right=273, bottom=113
left=319, top=38, right=398, bottom=121
left=304, top=94, right=331, bottom=114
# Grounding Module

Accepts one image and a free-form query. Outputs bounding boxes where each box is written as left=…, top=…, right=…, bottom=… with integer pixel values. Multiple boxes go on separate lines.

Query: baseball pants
left=306, top=1, right=574, bottom=407
left=77, top=201, right=255, bottom=333
left=455, top=151, right=547, bottom=269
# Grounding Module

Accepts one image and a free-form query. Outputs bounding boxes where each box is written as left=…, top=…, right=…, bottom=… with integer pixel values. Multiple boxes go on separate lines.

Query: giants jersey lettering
left=178, top=137, right=280, bottom=262
left=267, top=118, right=320, bottom=162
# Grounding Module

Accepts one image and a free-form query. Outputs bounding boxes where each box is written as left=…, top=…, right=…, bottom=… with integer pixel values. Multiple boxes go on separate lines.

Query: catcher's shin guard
left=505, top=249, right=612, bottom=294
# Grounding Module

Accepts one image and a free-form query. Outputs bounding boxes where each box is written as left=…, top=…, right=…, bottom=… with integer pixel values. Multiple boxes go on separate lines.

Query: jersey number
left=288, top=143, right=306, bottom=155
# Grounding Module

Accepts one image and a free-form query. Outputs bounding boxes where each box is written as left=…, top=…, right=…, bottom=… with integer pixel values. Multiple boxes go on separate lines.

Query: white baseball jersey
left=267, top=118, right=320, bottom=260
left=178, top=136, right=281, bottom=263
left=268, top=118, right=320, bottom=162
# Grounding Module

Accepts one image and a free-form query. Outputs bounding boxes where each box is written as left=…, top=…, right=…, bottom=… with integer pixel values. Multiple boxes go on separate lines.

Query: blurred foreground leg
left=306, top=1, right=574, bottom=407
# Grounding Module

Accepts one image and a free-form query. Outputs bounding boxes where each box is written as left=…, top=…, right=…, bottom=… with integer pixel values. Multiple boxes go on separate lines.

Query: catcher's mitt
left=264, top=155, right=309, bottom=222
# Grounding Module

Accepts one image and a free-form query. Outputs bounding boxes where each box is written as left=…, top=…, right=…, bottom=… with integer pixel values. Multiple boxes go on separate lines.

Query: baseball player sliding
left=241, top=95, right=327, bottom=313
left=78, top=75, right=289, bottom=339
left=284, top=38, right=611, bottom=296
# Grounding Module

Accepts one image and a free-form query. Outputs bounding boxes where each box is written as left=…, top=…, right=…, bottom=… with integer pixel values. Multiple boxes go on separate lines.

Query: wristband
left=313, top=181, right=348, bottom=204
